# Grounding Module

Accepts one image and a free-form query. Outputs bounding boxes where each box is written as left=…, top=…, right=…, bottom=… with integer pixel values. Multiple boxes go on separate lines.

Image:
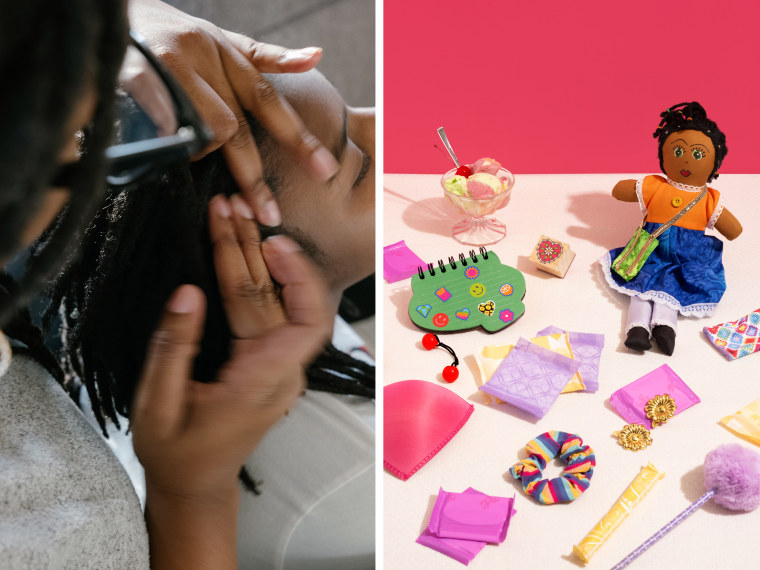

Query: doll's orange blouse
left=639, top=175, right=722, bottom=231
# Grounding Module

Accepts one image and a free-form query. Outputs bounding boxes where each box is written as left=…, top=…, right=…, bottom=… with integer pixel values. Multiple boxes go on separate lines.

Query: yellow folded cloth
left=720, top=396, right=760, bottom=447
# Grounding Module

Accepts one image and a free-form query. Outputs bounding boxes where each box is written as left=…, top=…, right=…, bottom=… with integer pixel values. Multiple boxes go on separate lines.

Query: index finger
left=223, top=30, right=323, bottom=73
left=260, top=235, right=331, bottom=358
left=217, top=42, right=339, bottom=182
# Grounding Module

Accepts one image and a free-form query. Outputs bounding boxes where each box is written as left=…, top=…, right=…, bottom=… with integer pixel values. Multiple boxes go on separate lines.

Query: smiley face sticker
left=469, top=283, right=486, bottom=297
left=432, top=313, right=449, bottom=327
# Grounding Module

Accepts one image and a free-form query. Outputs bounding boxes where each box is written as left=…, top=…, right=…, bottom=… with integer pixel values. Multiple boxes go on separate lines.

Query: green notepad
left=408, top=249, right=526, bottom=333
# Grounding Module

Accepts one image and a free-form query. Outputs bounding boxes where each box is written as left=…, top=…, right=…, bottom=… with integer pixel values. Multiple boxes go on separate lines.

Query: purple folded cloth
left=480, top=338, right=579, bottom=418
left=535, top=326, right=605, bottom=392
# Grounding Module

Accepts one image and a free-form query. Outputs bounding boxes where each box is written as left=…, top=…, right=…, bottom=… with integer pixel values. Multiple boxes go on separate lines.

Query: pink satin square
left=384, top=380, right=474, bottom=481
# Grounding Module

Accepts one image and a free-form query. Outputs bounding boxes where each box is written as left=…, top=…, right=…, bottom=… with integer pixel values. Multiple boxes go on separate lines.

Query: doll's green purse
left=612, top=187, right=707, bottom=281
left=612, top=223, right=659, bottom=281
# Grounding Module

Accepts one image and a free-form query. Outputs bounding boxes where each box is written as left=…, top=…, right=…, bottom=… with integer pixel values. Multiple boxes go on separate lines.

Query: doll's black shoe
left=652, top=325, right=676, bottom=356
left=624, top=327, right=651, bottom=351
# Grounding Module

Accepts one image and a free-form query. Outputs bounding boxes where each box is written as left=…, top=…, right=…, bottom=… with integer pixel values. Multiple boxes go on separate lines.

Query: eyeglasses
left=52, top=31, right=213, bottom=188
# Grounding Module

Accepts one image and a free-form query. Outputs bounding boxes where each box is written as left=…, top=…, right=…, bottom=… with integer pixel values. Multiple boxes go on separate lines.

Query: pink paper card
left=610, top=364, right=700, bottom=429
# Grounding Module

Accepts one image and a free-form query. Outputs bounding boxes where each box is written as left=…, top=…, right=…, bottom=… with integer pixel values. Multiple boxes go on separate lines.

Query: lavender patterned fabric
left=480, top=338, right=579, bottom=418
left=535, top=326, right=605, bottom=392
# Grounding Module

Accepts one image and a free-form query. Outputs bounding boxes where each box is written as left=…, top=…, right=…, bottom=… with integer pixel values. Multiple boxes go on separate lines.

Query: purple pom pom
left=704, top=444, right=760, bottom=511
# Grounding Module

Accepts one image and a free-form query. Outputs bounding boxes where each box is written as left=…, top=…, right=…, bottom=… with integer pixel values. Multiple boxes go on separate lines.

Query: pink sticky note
left=610, top=364, right=700, bottom=429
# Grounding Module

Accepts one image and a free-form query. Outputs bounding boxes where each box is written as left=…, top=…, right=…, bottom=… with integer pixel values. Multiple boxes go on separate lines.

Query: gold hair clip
left=645, top=394, right=677, bottom=427
left=614, top=424, right=652, bottom=452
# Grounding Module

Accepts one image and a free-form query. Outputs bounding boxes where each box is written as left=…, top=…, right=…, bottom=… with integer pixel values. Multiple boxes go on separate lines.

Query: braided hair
left=653, top=102, right=727, bottom=183
left=45, top=139, right=374, bottom=438
left=0, top=0, right=128, bottom=328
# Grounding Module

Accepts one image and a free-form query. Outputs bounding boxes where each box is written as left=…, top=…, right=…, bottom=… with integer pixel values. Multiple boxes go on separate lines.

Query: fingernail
left=278, top=47, right=322, bottom=64
left=167, top=285, right=197, bottom=314
left=212, top=195, right=232, bottom=218
left=231, top=194, right=254, bottom=219
left=259, top=200, right=281, bottom=227
left=264, top=234, right=300, bottom=253
left=310, top=146, right=339, bottom=181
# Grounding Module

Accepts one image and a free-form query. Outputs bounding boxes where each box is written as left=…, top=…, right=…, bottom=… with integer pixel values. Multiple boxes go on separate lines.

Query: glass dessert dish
left=441, top=166, right=515, bottom=245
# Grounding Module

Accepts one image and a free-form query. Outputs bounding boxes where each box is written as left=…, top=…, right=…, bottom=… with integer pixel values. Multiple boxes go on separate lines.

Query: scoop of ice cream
left=466, top=172, right=502, bottom=198
left=444, top=175, right=469, bottom=196
left=471, top=157, right=501, bottom=175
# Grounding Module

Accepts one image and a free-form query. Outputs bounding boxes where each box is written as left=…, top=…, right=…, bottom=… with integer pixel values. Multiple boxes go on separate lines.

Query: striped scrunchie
left=509, top=431, right=595, bottom=504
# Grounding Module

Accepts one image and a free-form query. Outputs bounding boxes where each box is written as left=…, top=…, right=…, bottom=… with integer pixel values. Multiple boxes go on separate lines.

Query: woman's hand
left=131, top=194, right=330, bottom=567
left=129, top=0, right=339, bottom=226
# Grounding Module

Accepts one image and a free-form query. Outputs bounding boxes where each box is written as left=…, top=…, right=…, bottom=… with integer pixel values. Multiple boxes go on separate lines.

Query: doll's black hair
left=653, top=102, right=727, bottom=183
left=0, top=0, right=127, bottom=327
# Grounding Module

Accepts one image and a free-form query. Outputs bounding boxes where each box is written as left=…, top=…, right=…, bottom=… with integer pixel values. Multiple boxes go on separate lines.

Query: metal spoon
left=437, top=127, right=461, bottom=168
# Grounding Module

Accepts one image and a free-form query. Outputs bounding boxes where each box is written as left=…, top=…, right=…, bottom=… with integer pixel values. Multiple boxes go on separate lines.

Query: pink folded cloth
left=383, top=240, right=426, bottom=283
left=610, top=364, right=700, bottom=429
left=428, top=488, right=515, bottom=543
left=384, top=380, right=474, bottom=481
left=703, top=308, right=760, bottom=360
left=417, top=487, right=516, bottom=565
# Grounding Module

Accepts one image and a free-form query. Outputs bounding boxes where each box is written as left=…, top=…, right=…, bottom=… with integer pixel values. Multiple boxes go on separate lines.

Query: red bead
left=422, top=333, right=438, bottom=350
left=456, top=165, right=472, bottom=178
left=442, top=366, right=459, bottom=383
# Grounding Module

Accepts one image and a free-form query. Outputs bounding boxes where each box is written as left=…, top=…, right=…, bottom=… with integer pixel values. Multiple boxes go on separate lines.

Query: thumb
left=132, top=285, right=206, bottom=438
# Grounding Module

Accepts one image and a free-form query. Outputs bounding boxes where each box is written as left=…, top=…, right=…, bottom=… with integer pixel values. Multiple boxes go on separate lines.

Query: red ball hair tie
left=421, top=333, right=460, bottom=382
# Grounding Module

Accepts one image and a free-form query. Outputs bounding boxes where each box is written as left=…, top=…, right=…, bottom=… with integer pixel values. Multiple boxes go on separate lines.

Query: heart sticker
left=536, top=239, right=563, bottom=264
left=478, top=301, right=495, bottom=316
left=455, top=308, right=470, bottom=320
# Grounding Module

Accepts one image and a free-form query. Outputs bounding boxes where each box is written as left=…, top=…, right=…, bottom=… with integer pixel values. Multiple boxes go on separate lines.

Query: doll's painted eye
left=673, top=146, right=684, bottom=158
left=692, top=148, right=705, bottom=160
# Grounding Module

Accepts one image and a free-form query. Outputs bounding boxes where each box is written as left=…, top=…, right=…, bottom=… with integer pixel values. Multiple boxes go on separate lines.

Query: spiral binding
left=417, top=247, right=489, bottom=279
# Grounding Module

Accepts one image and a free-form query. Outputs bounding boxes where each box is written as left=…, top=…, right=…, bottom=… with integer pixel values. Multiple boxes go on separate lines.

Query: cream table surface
left=383, top=173, right=760, bottom=569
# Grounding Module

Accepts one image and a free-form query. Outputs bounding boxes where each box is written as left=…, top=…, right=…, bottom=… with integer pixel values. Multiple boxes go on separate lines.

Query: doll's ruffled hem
left=598, top=252, right=718, bottom=318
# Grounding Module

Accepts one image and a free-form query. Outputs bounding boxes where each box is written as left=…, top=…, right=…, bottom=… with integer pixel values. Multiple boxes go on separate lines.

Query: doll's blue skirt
left=600, top=223, right=725, bottom=317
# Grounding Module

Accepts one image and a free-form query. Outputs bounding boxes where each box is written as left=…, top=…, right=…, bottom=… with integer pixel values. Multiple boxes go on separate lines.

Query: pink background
left=384, top=1, right=760, bottom=175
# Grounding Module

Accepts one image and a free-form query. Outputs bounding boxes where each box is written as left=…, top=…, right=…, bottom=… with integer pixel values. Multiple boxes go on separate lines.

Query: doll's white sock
left=626, top=296, right=653, bottom=334
left=651, top=302, right=678, bottom=332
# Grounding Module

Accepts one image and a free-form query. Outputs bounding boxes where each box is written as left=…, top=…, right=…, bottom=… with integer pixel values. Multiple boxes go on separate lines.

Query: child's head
left=249, top=70, right=375, bottom=294
left=47, top=68, right=375, bottom=428
left=653, top=102, right=727, bottom=185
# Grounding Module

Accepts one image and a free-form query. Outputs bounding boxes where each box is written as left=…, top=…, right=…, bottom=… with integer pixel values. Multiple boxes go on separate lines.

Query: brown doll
left=599, top=102, right=742, bottom=355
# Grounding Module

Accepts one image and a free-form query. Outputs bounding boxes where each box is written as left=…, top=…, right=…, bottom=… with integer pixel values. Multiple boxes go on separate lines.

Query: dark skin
left=612, top=129, right=743, bottom=240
